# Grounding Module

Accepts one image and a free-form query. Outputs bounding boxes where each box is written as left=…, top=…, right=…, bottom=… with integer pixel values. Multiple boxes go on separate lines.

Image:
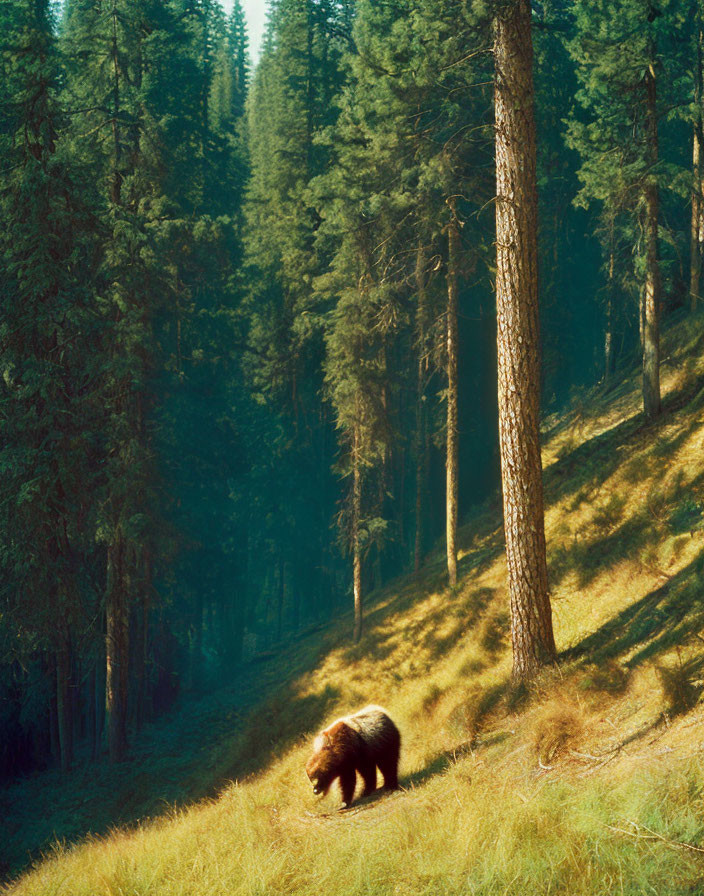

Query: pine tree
left=62, top=0, right=195, bottom=759
left=691, top=2, right=704, bottom=312
left=494, top=0, right=556, bottom=680
left=0, top=0, right=102, bottom=771
left=320, top=0, right=494, bottom=591
left=241, top=0, right=354, bottom=636
left=567, top=0, right=690, bottom=417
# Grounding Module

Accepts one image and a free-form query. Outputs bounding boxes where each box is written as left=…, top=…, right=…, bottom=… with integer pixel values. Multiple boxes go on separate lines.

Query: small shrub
left=531, top=700, right=585, bottom=766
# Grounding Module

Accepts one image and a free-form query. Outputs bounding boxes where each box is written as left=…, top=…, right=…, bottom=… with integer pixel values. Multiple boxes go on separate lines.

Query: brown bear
left=305, top=705, right=401, bottom=808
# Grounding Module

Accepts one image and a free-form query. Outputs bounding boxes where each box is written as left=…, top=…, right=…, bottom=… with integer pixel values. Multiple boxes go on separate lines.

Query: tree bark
left=277, top=553, right=285, bottom=641
left=414, top=247, right=429, bottom=574
left=106, top=533, right=129, bottom=762
left=55, top=634, right=73, bottom=772
left=131, top=550, right=150, bottom=732
left=692, top=21, right=703, bottom=313
left=494, top=0, right=556, bottom=680
left=48, top=653, right=60, bottom=766
left=352, top=421, right=363, bottom=643
left=643, top=61, right=661, bottom=420
left=604, top=221, right=616, bottom=383
left=446, top=207, right=460, bottom=588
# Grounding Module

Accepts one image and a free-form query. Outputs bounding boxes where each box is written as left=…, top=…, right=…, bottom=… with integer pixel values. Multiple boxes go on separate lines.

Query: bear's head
left=305, top=732, right=340, bottom=796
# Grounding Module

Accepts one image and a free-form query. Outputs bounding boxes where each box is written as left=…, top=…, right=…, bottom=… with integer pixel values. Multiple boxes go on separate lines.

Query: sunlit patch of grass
left=9, top=746, right=704, bottom=896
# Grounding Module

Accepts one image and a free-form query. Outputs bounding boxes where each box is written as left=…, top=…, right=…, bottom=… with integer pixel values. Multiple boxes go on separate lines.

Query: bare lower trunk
left=87, top=662, right=97, bottom=760
left=352, top=422, right=363, bottom=643
left=446, top=208, right=460, bottom=588
left=643, top=63, right=661, bottom=420
left=56, top=634, right=73, bottom=772
left=494, top=0, right=556, bottom=680
left=604, top=297, right=614, bottom=383
left=48, top=654, right=60, bottom=765
left=604, top=225, right=616, bottom=383
left=106, top=533, right=129, bottom=762
left=131, top=550, right=150, bottom=732
left=414, top=249, right=428, bottom=573
left=692, top=23, right=703, bottom=313
left=277, top=554, right=285, bottom=641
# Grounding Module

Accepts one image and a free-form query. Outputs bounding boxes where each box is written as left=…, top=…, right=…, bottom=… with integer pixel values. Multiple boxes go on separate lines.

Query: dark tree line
left=0, top=0, right=698, bottom=778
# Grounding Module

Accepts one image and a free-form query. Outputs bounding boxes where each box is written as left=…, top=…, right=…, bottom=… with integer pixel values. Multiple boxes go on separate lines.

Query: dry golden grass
left=6, top=316, right=704, bottom=895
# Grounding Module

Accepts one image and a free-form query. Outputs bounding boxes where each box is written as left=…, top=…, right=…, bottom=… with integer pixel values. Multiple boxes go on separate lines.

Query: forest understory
left=4, top=313, right=704, bottom=896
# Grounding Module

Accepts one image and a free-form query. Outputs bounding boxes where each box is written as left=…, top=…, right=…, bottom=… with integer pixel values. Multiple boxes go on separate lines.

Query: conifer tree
left=494, top=0, right=556, bottom=680
left=0, top=0, right=102, bottom=771
left=242, top=0, right=354, bottom=631
left=62, top=0, right=196, bottom=759
left=567, top=0, right=689, bottom=418
left=321, top=0, right=493, bottom=591
left=691, top=3, right=704, bottom=312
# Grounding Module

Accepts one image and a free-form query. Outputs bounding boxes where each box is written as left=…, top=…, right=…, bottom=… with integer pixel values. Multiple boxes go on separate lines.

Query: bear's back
left=337, top=705, right=394, bottom=740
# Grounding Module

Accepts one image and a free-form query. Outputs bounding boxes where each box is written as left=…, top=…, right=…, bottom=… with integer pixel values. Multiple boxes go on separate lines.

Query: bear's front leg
left=339, top=767, right=356, bottom=808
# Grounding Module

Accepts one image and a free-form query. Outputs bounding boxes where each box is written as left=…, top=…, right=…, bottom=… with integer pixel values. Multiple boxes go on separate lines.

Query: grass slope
left=5, top=315, right=704, bottom=895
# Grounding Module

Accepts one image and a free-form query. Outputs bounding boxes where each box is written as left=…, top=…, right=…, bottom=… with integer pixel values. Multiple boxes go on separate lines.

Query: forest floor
left=4, top=314, right=704, bottom=895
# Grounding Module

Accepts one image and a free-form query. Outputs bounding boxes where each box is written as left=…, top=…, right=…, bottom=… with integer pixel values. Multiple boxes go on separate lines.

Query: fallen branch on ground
left=604, top=820, right=704, bottom=855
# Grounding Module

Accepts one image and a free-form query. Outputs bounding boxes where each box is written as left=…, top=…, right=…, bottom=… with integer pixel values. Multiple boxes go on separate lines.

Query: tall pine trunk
left=446, top=207, right=460, bottom=588
left=106, top=534, right=129, bottom=762
left=414, top=247, right=429, bottom=574
left=87, top=661, right=97, bottom=760
left=643, top=61, right=661, bottom=420
left=277, top=553, right=285, bottom=642
left=494, top=0, right=556, bottom=680
left=55, top=632, right=73, bottom=772
left=48, top=653, right=60, bottom=766
left=692, top=20, right=703, bottom=313
left=604, top=219, right=616, bottom=383
left=352, top=421, right=363, bottom=643
left=131, top=550, right=150, bottom=732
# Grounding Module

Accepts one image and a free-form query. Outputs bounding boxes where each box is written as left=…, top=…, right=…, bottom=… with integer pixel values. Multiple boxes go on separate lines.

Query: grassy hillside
left=5, top=315, right=704, bottom=895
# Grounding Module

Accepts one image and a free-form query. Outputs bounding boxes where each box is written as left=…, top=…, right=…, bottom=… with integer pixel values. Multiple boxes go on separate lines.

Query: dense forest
left=0, top=0, right=700, bottom=786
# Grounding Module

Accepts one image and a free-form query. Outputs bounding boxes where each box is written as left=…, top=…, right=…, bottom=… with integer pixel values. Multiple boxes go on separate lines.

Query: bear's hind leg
left=339, top=767, right=357, bottom=808
left=358, top=756, right=377, bottom=796
left=378, top=755, right=399, bottom=790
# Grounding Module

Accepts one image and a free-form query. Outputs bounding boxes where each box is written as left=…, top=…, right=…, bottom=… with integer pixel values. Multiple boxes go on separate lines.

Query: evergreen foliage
left=0, top=0, right=701, bottom=779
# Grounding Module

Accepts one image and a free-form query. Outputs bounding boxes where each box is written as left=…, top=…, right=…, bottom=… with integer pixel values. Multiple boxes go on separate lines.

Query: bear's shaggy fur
left=305, top=705, right=401, bottom=807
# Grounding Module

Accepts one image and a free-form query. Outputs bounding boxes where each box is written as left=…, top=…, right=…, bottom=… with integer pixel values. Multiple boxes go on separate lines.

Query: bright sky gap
left=221, top=0, right=267, bottom=63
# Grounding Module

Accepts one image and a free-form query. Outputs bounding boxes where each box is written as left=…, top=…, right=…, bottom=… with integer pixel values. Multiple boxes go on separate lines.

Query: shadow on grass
left=0, top=636, right=340, bottom=885
left=401, top=744, right=473, bottom=790
left=544, top=364, right=704, bottom=508
left=549, top=454, right=704, bottom=594
left=563, top=551, right=704, bottom=670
